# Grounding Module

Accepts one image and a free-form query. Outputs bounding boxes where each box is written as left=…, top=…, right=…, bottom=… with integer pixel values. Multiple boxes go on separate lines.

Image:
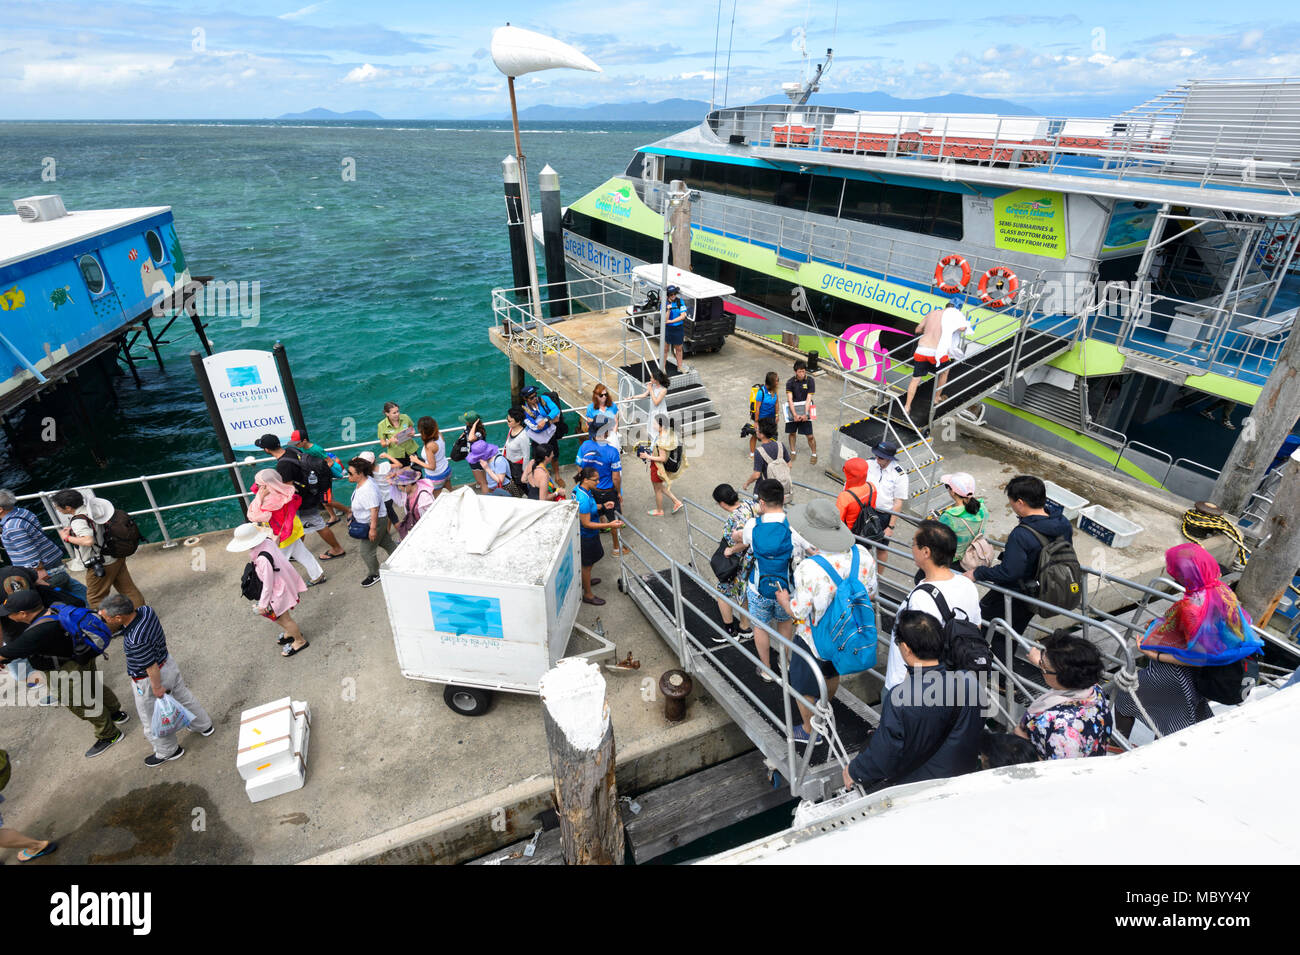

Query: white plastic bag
left=151, top=692, right=195, bottom=737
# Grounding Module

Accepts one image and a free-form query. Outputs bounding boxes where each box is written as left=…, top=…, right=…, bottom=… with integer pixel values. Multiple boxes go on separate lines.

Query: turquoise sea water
left=0, top=120, right=677, bottom=534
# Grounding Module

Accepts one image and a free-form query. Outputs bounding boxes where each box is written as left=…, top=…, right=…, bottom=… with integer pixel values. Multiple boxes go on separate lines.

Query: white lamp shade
left=490, top=25, right=601, bottom=77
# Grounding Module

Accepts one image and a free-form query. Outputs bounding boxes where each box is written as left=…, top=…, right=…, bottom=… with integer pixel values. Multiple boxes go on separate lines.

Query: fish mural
left=0, top=286, right=25, bottom=311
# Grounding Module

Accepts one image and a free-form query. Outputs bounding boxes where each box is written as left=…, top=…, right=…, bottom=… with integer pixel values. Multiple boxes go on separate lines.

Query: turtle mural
left=49, top=285, right=75, bottom=310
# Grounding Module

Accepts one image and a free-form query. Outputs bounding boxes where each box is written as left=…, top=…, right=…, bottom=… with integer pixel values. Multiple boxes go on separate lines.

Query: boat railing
left=1097, top=283, right=1296, bottom=381
left=704, top=88, right=1300, bottom=190
left=617, top=504, right=854, bottom=799
left=687, top=189, right=1085, bottom=303
left=12, top=410, right=589, bottom=554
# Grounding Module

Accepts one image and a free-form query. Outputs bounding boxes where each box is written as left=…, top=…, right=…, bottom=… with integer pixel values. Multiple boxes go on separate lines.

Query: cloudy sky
left=2, top=0, right=1297, bottom=118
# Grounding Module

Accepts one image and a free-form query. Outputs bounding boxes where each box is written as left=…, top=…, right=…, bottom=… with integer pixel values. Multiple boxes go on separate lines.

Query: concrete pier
left=0, top=312, right=1237, bottom=865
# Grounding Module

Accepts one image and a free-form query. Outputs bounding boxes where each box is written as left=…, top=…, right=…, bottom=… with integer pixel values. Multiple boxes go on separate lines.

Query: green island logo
left=593, top=183, right=634, bottom=219
left=1007, top=195, right=1056, bottom=217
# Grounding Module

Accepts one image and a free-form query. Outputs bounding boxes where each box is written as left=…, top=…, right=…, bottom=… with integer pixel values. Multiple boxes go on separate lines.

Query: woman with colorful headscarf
left=247, top=469, right=325, bottom=586
left=1116, top=542, right=1264, bottom=736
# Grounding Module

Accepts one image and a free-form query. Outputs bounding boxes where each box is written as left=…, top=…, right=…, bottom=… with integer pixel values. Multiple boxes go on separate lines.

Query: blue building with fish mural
left=0, top=195, right=205, bottom=420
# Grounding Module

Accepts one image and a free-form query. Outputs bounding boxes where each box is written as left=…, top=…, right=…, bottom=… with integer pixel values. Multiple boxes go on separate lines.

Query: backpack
left=48, top=602, right=114, bottom=658
left=1193, top=654, right=1261, bottom=706
left=757, top=443, right=793, bottom=503
left=240, top=551, right=275, bottom=601
left=664, top=439, right=684, bottom=474
left=282, top=447, right=332, bottom=507
left=543, top=392, right=567, bottom=442
left=1024, top=527, right=1082, bottom=611
left=845, top=486, right=884, bottom=540
left=449, top=429, right=471, bottom=462
left=99, top=508, right=142, bottom=558
left=748, top=384, right=762, bottom=418
left=751, top=518, right=794, bottom=599
left=808, top=550, right=879, bottom=675
left=914, top=583, right=993, bottom=672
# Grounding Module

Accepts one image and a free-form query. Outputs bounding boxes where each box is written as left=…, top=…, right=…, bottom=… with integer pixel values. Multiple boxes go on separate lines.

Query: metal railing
left=704, top=85, right=1300, bottom=190
left=12, top=409, right=589, bottom=552
left=613, top=510, right=851, bottom=799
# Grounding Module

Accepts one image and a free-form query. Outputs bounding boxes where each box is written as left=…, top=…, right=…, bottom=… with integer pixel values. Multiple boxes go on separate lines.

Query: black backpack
left=915, top=583, right=993, bottom=672
left=449, top=428, right=472, bottom=462
left=1024, top=527, right=1082, bottom=611
left=1193, top=654, right=1261, bottom=706
left=240, top=551, right=275, bottom=600
left=664, top=440, right=684, bottom=474
left=100, top=508, right=142, bottom=558
left=845, top=487, right=885, bottom=540
left=282, top=447, right=332, bottom=507
left=544, top=391, right=568, bottom=442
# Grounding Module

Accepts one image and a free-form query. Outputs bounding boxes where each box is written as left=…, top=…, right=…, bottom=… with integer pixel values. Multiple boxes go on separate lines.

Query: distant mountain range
left=276, top=108, right=384, bottom=120
left=469, top=90, right=1044, bottom=122
left=771, top=91, right=1037, bottom=116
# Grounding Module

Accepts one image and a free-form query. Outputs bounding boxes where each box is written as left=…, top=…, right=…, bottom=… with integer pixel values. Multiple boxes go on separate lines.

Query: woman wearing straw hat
left=227, top=523, right=309, bottom=657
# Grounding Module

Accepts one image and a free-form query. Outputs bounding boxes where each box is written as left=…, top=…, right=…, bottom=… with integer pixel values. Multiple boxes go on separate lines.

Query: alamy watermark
left=152, top=278, right=261, bottom=327
left=0, top=666, right=104, bottom=715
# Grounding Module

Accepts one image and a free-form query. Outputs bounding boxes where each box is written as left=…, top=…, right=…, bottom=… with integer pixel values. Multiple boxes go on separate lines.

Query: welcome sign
left=201, top=349, right=294, bottom=453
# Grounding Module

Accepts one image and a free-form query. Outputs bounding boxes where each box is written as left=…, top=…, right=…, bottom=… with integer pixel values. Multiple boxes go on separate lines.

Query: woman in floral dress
left=1017, top=630, right=1112, bottom=759
left=712, top=484, right=756, bottom=641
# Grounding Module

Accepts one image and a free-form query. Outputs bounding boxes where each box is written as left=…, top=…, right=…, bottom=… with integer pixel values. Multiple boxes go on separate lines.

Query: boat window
left=145, top=229, right=166, bottom=264
left=749, top=168, right=778, bottom=205
left=841, top=178, right=882, bottom=222
left=808, top=175, right=844, bottom=218
left=775, top=170, right=810, bottom=211
left=723, top=163, right=751, bottom=201
left=78, top=254, right=106, bottom=295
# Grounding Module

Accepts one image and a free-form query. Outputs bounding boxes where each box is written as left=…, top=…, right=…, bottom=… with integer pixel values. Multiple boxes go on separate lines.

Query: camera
left=739, top=422, right=756, bottom=439
left=634, top=443, right=653, bottom=459
left=84, top=554, right=106, bottom=578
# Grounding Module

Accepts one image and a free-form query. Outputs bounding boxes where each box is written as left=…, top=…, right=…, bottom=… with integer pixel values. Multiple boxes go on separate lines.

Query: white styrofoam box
left=380, top=490, right=582, bottom=694
left=245, top=709, right=309, bottom=804
left=237, top=697, right=310, bottom=782
left=1043, top=480, right=1090, bottom=522
left=1078, top=504, right=1144, bottom=549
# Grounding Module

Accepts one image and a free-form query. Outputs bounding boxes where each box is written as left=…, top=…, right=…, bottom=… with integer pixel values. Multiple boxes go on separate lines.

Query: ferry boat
left=557, top=76, right=1300, bottom=504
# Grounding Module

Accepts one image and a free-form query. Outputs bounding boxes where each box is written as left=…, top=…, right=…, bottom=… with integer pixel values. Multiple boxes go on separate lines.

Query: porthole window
left=79, top=254, right=106, bottom=295
left=145, top=229, right=166, bottom=263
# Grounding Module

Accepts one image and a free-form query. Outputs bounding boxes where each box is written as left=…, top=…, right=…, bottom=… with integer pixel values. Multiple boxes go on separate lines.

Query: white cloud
left=343, top=63, right=381, bottom=83
left=279, top=2, right=327, bottom=19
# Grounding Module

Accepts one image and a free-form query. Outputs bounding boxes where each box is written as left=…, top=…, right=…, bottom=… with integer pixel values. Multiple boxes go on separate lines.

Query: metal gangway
left=611, top=481, right=1300, bottom=804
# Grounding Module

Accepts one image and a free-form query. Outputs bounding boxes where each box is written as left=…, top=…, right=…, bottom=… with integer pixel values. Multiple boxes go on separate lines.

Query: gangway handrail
left=612, top=511, right=850, bottom=798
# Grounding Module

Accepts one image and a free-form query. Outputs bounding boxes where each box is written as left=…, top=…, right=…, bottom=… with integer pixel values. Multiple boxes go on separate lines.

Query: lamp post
left=491, top=25, right=600, bottom=330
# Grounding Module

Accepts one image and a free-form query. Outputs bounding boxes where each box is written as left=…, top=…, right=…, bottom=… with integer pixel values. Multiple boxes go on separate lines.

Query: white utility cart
left=380, top=487, right=616, bottom=716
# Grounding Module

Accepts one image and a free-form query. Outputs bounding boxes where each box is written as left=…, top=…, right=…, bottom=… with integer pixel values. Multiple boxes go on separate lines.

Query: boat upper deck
left=647, top=79, right=1300, bottom=215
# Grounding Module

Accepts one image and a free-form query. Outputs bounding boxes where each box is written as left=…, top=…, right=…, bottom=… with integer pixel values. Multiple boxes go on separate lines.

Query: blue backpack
left=808, top=551, right=878, bottom=675
left=48, top=602, right=114, bottom=658
left=751, top=518, right=794, bottom=599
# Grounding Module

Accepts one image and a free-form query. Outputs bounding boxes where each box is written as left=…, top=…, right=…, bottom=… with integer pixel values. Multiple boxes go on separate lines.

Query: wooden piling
left=538, top=658, right=624, bottom=865
left=1236, top=450, right=1300, bottom=628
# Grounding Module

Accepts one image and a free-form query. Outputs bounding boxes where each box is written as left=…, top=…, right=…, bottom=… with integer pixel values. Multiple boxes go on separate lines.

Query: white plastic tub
left=1043, top=481, right=1090, bottom=522
left=1078, top=504, right=1144, bottom=549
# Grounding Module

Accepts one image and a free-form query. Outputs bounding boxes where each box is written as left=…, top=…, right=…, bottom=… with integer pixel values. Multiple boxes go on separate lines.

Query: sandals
left=277, top=635, right=294, bottom=646
left=17, top=841, right=57, bottom=862
left=318, top=551, right=346, bottom=561
left=325, top=518, right=342, bottom=527
left=646, top=509, right=665, bottom=517
left=281, top=641, right=310, bottom=657
left=671, top=502, right=685, bottom=514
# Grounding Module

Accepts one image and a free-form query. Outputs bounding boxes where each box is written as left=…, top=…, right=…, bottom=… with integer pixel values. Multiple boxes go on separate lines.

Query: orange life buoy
left=977, top=266, right=1019, bottom=308
left=934, top=254, right=971, bottom=293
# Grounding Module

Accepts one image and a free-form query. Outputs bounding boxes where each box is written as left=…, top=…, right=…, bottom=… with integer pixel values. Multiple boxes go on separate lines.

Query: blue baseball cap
left=948, top=296, right=964, bottom=309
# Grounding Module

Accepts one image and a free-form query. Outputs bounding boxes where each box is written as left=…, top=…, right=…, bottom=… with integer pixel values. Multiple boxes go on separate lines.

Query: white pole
left=508, top=76, right=544, bottom=327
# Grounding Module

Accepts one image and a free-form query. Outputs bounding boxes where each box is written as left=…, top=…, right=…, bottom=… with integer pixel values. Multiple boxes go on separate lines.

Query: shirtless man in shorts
left=903, top=298, right=969, bottom=418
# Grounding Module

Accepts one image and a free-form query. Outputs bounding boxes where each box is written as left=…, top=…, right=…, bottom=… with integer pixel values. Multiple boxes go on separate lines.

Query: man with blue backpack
left=775, top=499, right=878, bottom=745
left=729, top=479, right=814, bottom=685
left=0, top=589, right=129, bottom=758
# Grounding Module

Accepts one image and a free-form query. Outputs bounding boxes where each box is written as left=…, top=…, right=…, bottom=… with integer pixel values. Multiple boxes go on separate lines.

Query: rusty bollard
left=660, top=669, right=693, bottom=723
